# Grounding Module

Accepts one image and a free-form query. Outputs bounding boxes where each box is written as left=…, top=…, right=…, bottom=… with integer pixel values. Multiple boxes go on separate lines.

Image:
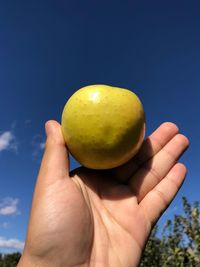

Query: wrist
left=17, top=253, right=61, bottom=267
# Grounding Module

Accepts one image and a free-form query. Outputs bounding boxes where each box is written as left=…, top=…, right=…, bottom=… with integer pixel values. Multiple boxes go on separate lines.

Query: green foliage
left=141, top=196, right=200, bottom=267
left=0, top=252, right=21, bottom=267
left=140, top=226, right=163, bottom=267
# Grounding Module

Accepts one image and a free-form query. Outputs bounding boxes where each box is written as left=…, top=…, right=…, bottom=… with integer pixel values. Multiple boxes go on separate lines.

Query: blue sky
left=0, top=0, right=199, bottom=253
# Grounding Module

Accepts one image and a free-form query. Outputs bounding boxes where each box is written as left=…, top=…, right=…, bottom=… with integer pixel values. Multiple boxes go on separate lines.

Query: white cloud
left=0, top=198, right=20, bottom=216
left=39, top=142, right=45, bottom=150
left=31, top=135, right=45, bottom=159
left=0, top=130, right=18, bottom=153
left=0, top=132, right=14, bottom=152
left=0, top=222, right=10, bottom=229
left=0, top=237, right=24, bottom=250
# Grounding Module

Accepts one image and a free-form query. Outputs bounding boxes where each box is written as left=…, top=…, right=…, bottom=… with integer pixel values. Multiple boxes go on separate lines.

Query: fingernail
left=45, top=121, right=54, bottom=137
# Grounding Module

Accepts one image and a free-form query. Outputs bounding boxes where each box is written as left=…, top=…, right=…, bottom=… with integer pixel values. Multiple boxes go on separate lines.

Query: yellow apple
left=61, top=84, right=145, bottom=169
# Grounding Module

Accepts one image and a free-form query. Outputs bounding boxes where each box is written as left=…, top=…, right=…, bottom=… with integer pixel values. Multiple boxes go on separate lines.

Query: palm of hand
left=23, top=121, right=189, bottom=267
left=70, top=168, right=147, bottom=267
left=29, top=168, right=145, bottom=267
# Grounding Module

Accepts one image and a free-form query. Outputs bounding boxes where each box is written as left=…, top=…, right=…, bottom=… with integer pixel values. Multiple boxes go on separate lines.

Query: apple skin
left=61, top=84, right=145, bottom=169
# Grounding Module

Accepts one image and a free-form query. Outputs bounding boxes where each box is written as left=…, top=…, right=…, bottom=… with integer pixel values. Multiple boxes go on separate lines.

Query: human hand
left=18, top=120, right=189, bottom=267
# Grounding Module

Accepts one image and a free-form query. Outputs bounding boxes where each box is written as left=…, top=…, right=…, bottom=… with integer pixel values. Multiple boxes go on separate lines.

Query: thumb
left=37, top=120, right=69, bottom=185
